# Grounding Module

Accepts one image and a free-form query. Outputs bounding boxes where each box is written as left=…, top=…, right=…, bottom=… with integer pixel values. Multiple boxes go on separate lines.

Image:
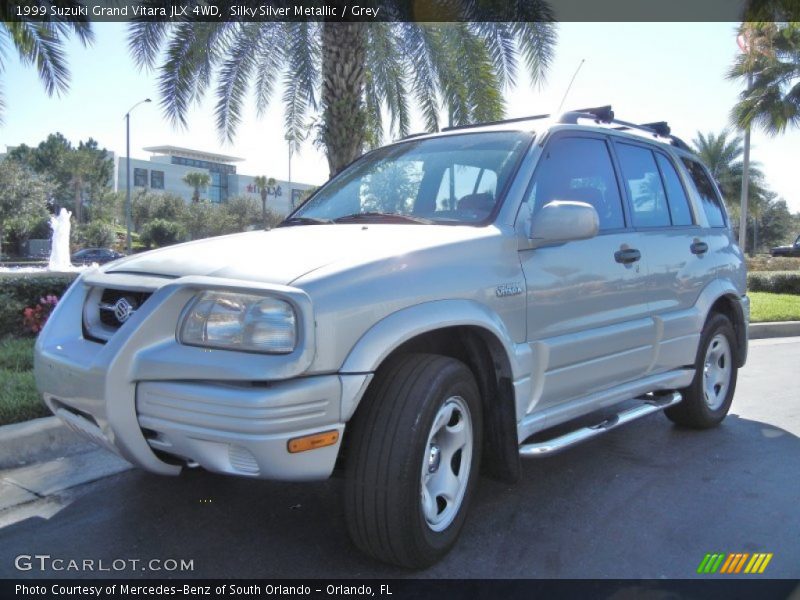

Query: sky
left=2, top=22, right=799, bottom=211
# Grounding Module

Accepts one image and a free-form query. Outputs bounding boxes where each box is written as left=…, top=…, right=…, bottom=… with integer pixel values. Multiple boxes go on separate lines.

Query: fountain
left=48, top=208, right=73, bottom=270
left=0, top=207, right=94, bottom=273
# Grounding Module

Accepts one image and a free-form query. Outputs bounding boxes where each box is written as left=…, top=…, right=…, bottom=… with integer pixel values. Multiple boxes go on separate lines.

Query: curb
left=748, top=321, right=800, bottom=340
left=0, top=416, right=89, bottom=470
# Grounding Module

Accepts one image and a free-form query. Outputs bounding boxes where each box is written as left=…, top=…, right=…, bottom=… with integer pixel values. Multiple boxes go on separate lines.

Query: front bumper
left=34, top=269, right=370, bottom=480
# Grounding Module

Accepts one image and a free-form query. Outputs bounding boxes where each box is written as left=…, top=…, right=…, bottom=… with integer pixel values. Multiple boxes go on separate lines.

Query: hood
left=105, top=224, right=497, bottom=285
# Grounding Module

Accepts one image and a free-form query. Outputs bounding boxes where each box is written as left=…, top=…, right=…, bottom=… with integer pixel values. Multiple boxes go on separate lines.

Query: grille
left=97, top=288, right=152, bottom=330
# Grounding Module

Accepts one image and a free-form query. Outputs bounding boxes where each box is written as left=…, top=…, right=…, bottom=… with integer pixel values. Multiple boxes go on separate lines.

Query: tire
left=343, top=353, right=483, bottom=569
left=665, top=313, right=738, bottom=429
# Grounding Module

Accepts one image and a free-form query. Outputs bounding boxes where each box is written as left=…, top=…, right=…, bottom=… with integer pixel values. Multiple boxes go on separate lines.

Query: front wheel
left=665, top=313, right=738, bottom=429
left=343, top=353, right=482, bottom=569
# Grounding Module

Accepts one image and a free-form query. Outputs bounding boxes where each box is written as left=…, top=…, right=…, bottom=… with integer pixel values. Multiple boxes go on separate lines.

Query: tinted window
left=681, top=159, right=727, bottom=227
left=527, top=137, right=625, bottom=230
left=616, top=144, right=671, bottom=228
left=655, top=153, right=693, bottom=226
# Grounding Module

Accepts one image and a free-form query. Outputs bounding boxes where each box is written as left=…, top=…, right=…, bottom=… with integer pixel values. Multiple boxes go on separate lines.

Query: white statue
left=48, top=208, right=73, bottom=271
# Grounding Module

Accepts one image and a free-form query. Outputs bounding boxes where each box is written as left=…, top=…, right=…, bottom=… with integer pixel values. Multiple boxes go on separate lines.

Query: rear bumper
left=34, top=269, right=369, bottom=481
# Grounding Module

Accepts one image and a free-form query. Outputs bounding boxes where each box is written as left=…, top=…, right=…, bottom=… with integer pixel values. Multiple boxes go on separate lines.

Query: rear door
left=518, top=133, right=655, bottom=415
left=611, top=141, right=704, bottom=373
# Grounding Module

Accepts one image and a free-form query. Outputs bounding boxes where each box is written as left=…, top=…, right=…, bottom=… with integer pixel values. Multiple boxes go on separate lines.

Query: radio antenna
left=556, top=59, right=586, bottom=115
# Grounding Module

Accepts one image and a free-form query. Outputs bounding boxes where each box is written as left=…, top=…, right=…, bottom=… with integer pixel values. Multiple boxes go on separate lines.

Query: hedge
left=0, top=272, right=79, bottom=337
left=747, top=271, right=800, bottom=295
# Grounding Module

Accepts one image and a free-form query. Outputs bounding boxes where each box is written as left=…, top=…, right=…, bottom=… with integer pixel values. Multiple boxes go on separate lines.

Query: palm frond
left=214, top=23, right=261, bottom=142
left=282, top=23, right=320, bottom=146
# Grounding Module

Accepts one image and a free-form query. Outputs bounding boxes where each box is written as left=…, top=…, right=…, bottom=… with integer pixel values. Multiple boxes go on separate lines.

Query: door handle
left=614, top=248, right=641, bottom=264
left=690, top=241, right=709, bottom=255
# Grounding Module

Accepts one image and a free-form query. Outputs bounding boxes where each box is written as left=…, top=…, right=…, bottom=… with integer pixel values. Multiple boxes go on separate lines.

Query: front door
left=518, top=134, right=655, bottom=416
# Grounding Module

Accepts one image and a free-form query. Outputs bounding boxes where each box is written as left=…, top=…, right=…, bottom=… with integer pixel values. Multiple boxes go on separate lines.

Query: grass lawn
left=0, top=337, right=49, bottom=426
left=749, top=291, right=800, bottom=323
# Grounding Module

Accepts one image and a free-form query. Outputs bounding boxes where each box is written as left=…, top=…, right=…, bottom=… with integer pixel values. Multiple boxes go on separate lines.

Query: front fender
left=340, top=299, right=530, bottom=379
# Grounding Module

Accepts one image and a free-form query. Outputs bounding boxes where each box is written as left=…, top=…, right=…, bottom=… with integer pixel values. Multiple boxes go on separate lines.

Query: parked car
left=71, top=247, right=124, bottom=265
left=35, top=106, right=748, bottom=568
left=770, top=235, right=800, bottom=257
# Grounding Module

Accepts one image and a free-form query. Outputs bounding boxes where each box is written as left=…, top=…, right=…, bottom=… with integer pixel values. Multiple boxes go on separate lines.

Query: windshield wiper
left=333, top=212, right=434, bottom=224
left=278, top=216, right=334, bottom=227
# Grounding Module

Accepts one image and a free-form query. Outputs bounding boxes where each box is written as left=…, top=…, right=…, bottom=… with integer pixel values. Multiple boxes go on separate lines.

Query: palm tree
left=63, top=147, right=96, bottom=223
left=728, top=22, right=800, bottom=134
left=128, top=17, right=556, bottom=177
left=692, top=130, right=767, bottom=202
left=693, top=129, right=773, bottom=253
left=0, top=4, right=93, bottom=122
left=252, top=175, right=276, bottom=224
left=182, top=172, right=211, bottom=203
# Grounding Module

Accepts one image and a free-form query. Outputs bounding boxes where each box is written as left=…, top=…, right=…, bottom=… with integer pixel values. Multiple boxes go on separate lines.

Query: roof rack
left=559, top=106, right=692, bottom=152
left=439, top=106, right=614, bottom=133
left=440, top=112, right=551, bottom=133
left=409, top=105, right=693, bottom=152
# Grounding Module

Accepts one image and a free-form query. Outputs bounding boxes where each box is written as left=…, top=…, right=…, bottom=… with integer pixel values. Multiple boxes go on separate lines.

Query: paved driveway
left=1, top=337, right=798, bottom=579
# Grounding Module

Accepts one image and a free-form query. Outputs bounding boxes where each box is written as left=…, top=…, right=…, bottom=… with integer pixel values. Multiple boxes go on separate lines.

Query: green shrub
left=0, top=272, right=78, bottom=337
left=140, top=218, right=187, bottom=248
left=747, top=255, right=800, bottom=272
left=747, top=271, right=800, bottom=295
left=77, top=221, right=117, bottom=249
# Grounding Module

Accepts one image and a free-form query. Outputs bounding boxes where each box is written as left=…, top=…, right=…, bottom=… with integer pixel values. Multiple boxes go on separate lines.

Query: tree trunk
left=73, top=183, right=82, bottom=223
left=321, top=22, right=367, bottom=177
left=261, top=190, right=267, bottom=223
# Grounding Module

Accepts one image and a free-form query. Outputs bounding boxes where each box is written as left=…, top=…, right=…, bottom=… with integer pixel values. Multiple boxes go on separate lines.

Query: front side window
left=681, top=158, right=728, bottom=228
left=291, top=132, right=531, bottom=225
left=525, top=136, right=625, bottom=231
left=616, top=143, right=671, bottom=228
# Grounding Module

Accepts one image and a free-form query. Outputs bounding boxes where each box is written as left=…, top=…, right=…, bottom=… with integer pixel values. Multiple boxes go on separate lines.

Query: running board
left=519, top=391, right=682, bottom=458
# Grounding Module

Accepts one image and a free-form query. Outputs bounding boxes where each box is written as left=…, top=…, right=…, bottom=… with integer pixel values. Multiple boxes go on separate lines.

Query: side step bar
left=519, top=391, right=682, bottom=458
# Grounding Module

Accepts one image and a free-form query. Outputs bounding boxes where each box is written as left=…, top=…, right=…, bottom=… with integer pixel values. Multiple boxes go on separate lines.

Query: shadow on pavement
left=0, top=412, right=798, bottom=578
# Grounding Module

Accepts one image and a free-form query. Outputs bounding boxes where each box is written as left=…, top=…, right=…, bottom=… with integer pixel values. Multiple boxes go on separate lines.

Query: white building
left=114, top=145, right=314, bottom=215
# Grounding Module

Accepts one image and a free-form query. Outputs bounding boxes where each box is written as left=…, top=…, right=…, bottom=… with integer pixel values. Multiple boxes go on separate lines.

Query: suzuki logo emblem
left=113, top=297, right=135, bottom=324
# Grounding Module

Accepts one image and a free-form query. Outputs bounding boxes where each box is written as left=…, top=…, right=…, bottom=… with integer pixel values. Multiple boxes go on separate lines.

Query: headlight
left=179, top=291, right=297, bottom=354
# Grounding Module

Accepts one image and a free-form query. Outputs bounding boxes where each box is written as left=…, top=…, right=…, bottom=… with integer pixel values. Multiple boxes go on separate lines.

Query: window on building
left=150, top=170, right=164, bottom=190
left=133, top=168, right=148, bottom=187
left=681, top=158, right=728, bottom=228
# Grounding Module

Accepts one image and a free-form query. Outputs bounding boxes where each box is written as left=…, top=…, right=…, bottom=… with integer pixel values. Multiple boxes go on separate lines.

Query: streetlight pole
left=125, top=98, right=151, bottom=253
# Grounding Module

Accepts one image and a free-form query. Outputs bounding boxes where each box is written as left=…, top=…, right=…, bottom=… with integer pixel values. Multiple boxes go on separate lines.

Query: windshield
left=288, top=131, right=532, bottom=225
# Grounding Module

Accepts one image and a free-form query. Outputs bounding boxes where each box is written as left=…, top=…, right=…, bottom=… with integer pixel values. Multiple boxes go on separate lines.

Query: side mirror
left=528, top=200, right=599, bottom=247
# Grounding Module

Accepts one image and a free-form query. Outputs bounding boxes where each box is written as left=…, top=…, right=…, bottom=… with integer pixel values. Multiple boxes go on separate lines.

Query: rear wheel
left=343, top=353, right=482, bottom=568
left=665, top=313, right=738, bottom=429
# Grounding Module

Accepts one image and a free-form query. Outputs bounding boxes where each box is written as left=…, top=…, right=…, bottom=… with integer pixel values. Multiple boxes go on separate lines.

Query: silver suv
left=35, top=107, right=748, bottom=568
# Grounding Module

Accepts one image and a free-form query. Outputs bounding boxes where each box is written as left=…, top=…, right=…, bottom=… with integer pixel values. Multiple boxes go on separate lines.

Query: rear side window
left=655, top=153, right=694, bottom=226
left=681, top=159, right=727, bottom=228
left=616, top=143, right=671, bottom=228
left=527, top=137, right=625, bottom=230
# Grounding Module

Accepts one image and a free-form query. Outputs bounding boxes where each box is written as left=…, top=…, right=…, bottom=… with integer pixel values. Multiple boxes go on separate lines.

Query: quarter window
left=616, top=144, right=671, bottom=228
left=681, top=159, right=727, bottom=228
left=655, top=154, right=694, bottom=226
left=526, top=137, right=625, bottom=231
